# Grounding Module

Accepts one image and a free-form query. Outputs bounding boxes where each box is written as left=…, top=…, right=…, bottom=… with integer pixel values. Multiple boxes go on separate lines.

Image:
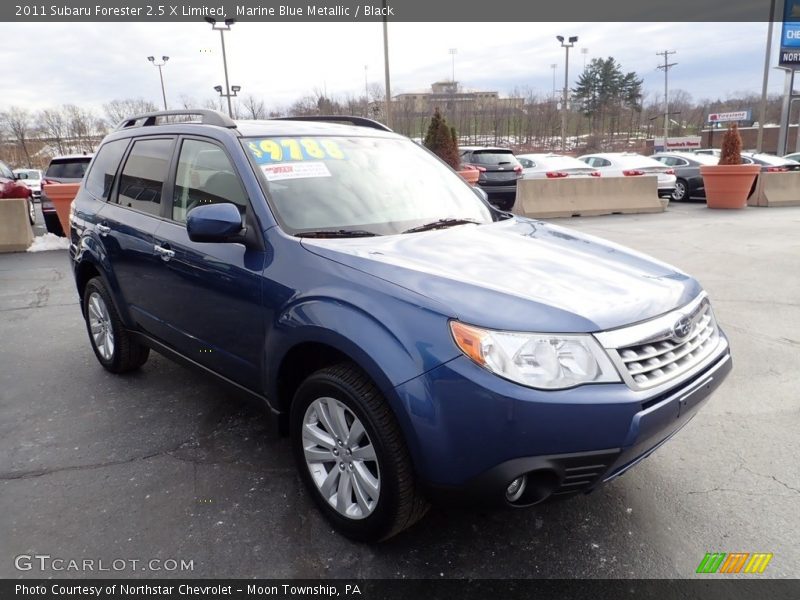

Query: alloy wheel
left=87, top=292, right=115, bottom=361
left=302, top=396, right=380, bottom=519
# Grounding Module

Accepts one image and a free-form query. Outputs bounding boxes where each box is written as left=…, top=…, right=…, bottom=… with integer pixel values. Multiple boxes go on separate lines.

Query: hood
left=301, top=218, right=701, bottom=333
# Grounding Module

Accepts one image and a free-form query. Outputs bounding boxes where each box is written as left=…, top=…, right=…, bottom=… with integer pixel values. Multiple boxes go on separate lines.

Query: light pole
left=147, top=55, right=169, bottom=110
left=382, top=0, right=392, bottom=128
left=550, top=63, right=557, bottom=99
left=364, top=65, right=369, bottom=116
left=205, top=16, right=236, bottom=117
left=449, top=48, right=457, bottom=84
left=581, top=47, right=589, bottom=72
left=214, top=84, right=241, bottom=115
left=556, top=35, right=578, bottom=152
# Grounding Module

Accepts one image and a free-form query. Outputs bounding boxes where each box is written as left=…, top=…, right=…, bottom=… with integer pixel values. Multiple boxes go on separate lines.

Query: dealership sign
left=707, top=110, right=752, bottom=124
left=654, top=136, right=702, bottom=150
left=781, top=0, right=800, bottom=65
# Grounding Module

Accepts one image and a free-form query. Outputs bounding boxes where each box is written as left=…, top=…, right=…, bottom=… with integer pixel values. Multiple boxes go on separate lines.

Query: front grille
left=610, top=299, right=719, bottom=390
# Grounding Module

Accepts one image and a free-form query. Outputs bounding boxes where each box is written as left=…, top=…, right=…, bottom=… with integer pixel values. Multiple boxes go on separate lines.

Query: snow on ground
left=27, top=233, right=70, bottom=252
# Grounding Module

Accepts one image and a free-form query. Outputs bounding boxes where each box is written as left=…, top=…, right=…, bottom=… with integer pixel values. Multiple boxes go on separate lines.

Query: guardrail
left=0, top=198, right=34, bottom=252
left=748, top=171, right=800, bottom=207
left=512, top=176, right=664, bottom=218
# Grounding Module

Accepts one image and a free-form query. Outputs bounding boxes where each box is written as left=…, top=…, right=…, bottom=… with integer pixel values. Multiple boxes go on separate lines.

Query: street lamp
left=556, top=35, right=578, bottom=152
left=213, top=83, right=241, bottom=114
left=449, top=48, right=457, bottom=84
left=205, top=16, right=236, bottom=117
left=147, top=55, right=169, bottom=110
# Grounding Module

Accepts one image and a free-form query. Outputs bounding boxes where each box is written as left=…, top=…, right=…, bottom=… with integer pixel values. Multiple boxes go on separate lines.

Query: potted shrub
left=424, top=108, right=478, bottom=184
left=699, top=123, right=760, bottom=209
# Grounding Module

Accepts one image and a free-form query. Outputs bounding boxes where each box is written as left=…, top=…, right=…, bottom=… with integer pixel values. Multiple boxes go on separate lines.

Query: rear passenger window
left=84, top=139, right=128, bottom=200
left=116, top=139, right=173, bottom=216
left=171, top=139, right=247, bottom=223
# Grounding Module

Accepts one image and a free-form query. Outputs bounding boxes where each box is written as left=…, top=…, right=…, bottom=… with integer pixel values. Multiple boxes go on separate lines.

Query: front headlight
left=450, top=321, right=621, bottom=390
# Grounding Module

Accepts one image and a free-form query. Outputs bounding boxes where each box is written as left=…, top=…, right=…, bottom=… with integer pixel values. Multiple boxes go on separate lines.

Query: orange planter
left=43, top=182, right=80, bottom=234
left=699, top=164, right=761, bottom=209
left=458, top=166, right=480, bottom=186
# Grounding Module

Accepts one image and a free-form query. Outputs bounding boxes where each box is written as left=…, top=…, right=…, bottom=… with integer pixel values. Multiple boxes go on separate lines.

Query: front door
left=150, top=137, right=266, bottom=391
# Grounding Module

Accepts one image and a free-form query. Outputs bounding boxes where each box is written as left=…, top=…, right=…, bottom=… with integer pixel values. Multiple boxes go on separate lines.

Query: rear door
left=150, top=136, right=266, bottom=391
left=98, top=136, right=175, bottom=334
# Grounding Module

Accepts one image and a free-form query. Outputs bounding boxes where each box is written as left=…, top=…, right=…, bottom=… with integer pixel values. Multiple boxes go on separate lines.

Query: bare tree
left=2, top=107, right=34, bottom=167
left=240, top=94, right=267, bottom=120
left=103, top=98, right=158, bottom=128
left=39, top=108, right=68, bottom=155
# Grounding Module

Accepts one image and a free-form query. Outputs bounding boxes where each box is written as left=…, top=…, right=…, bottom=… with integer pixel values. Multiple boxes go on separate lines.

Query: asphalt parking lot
left=1, top=202, right=798, bottom=579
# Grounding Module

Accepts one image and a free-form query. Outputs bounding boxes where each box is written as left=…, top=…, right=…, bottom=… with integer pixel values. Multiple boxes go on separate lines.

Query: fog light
left=505, top=475, right=527, bottom=503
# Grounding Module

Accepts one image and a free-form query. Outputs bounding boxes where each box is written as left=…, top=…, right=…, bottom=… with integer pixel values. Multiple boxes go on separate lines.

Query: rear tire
left=27, top=198, right=36, bottom=225
left=290, top=363, right=428, bottom=541
left=83, top=277, right=149, bottom=373
left=671, top=179, right=688, bottom=201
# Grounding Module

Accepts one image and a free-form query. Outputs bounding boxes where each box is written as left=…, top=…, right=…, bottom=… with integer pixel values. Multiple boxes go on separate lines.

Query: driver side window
left=172, top=139, right=247, bottom=223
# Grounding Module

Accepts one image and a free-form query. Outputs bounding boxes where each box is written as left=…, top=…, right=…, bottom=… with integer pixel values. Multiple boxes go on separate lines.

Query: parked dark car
left=70, top=110, right=731, bottom=541
left=459, top=146, right=522, bottom=210
left=652, top=152, right=719, bottom=201
left=740, top=152, right=800, bottom=172
left=41, top=154, right=93, bottom=236
left=1, top=159, right=35, bottom=225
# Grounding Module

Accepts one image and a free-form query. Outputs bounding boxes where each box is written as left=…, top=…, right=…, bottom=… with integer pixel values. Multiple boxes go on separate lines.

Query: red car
left=0, top=159, right=35, bottom=225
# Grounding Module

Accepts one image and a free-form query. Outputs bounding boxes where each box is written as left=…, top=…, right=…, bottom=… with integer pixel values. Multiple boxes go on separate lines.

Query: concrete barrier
left=512, top=175, right=664, bottom=218
left=748, top=171, right=800, bottom=207
left=0, top=198, right=34, bottom=253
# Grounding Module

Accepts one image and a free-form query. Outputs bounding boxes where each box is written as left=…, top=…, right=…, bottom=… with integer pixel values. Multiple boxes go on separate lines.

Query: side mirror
left=186, top=202, right=244, bottom=243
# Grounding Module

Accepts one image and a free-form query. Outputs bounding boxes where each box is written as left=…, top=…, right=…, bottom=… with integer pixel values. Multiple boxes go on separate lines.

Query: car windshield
left=243, top=135, right=493, bottom=236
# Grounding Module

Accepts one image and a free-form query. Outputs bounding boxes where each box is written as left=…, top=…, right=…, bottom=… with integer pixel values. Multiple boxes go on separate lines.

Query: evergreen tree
left=572, top=57, right=643, bottom=135
left=424, top=107, right=460, bottom=169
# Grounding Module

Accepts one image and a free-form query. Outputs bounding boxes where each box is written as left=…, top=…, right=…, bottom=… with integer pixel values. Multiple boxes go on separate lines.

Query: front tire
left=83, top=277, right=149, bottom=373
left=290, top=363, right=428, bottom=541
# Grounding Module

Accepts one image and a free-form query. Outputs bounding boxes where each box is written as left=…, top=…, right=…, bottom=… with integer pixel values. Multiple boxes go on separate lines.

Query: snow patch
left=27, top=233, right=70, bottom=252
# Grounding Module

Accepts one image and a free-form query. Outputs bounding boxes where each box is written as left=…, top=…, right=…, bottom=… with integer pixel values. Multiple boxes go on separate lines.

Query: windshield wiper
left=402, top=218, right=481, bottom=234
left=296, top=229, right=380, bottom=238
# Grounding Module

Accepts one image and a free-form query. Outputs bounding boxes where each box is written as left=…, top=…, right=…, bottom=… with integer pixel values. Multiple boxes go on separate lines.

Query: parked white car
left=578, top=152, right=677, bottom=198
left=516, top=153, right=600, bottom=179
left=13, top=168, right=42, bottom=200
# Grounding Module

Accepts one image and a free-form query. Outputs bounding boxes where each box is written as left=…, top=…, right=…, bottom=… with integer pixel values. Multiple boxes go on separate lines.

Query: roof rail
left=274, top=115, right=393, bottom=132
left=114, top=109, right=237, bottom=131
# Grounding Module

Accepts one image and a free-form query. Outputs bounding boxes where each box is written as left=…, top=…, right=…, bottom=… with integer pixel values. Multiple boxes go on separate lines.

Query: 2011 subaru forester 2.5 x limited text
left=69, top=110, right=732, bottom=541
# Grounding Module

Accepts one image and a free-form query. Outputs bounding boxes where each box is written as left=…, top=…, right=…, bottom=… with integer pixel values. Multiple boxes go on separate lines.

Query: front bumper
left=393, top=334, right=731, bottom=506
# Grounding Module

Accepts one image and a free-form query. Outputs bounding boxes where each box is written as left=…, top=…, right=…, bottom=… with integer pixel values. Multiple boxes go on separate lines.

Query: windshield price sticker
left=248, top=138, right=345, bottom=163
left=261, top=162, right=332, bottom=181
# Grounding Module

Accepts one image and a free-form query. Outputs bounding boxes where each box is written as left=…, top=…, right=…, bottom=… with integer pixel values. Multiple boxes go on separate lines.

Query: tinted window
left=84, top=139, right=128, bottom=200
left=45, top=158, right=91, bottom=179
left=117, top=139, right=173, bottom=216
left=470, top=151, right=518, bottom=166
left=172, top=139, right=247, bottom=223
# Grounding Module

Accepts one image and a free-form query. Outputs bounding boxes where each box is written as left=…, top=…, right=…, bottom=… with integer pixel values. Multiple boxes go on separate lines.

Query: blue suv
left=70, top=110, right=732, bottom=541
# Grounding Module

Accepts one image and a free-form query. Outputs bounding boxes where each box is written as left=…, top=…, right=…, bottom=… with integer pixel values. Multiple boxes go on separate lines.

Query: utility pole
left=757, top=0, right=777, bottom=152
left=657, top=50, right=677, bottom=151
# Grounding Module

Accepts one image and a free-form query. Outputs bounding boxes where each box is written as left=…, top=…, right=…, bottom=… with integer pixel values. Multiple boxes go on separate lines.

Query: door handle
left=96, top=224, right=111, bottom=237
left=154, top=244, right=175, bottom=262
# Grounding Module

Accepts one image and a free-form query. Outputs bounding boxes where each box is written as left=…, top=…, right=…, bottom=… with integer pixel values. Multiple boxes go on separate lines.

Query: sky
left=0, top=21, right=790, bottom=116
